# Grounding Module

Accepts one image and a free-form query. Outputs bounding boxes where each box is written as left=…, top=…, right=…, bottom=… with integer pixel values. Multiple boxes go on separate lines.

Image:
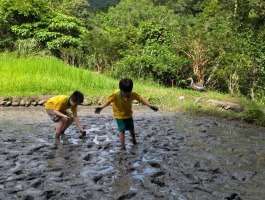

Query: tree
left=87, top=0, right=183, bottom=85
left=58, top=0, right=90, bottom=23
left=0, top=0, right=53, bottom=51
left=0, top=0, right=88, bottom=66
left=232, top=0, right=265, bottom=100
left=176, top=38, right=211, bottom=86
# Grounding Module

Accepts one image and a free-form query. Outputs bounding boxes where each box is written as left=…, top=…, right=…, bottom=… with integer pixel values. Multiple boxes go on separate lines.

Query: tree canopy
left=0, top=0, right=264, bottom=101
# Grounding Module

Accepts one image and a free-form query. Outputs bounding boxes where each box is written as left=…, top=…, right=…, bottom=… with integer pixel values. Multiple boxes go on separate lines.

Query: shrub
left=242, top=105, right=265, bottom=125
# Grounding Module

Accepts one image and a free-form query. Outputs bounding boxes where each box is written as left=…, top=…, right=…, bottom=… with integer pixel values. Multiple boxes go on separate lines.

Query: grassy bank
left=0, top=53, right=118, bottom=96
left=0, top=53, right=264, bottom=126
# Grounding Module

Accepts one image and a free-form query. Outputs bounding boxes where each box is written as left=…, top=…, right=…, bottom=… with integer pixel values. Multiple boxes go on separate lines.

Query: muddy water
left=0, top=106, right=265, bottom=200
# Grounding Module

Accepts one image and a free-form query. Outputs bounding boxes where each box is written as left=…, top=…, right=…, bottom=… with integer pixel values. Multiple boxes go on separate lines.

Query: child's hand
left=95, top=107, right=103, bottom=114
left=150, top=106, right=158, bottom=112
left=79, top=130, right=87, bottom=138
left=63, top=115, right=70, bottom=121
left=81, top=130, right=86, bottom=136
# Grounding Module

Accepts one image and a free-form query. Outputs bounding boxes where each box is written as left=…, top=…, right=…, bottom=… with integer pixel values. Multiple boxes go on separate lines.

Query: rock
left=25, top=100, right=31, bottom=107
left=38, top=100, right=45, bottom=105
left=132, top=100, right=139, bottom=105
left=97, top=96, right=105, bottom=105
left=5, top=101, right=12, bottom=106
left=207, top=99, right=244, bottom=112
left=20, top=100, right=26, bottom=106
left=31, top=101, right=37, bottom=106
left=12, top=101, right=20, bottom=106
left=179, top=96, right=185, bottom=101
left=82, top=99, right=92, bottom=106
left=0, top=101, right=7, bottom=106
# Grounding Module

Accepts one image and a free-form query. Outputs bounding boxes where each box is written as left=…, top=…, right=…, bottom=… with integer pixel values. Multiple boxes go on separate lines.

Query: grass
left=0, top=53, right=119, bottom=96
left=0, top=52, right=265, bottom=126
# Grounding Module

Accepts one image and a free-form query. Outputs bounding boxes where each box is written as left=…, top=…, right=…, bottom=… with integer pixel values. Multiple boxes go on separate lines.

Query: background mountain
left=88, top=0, right=120, bottom=11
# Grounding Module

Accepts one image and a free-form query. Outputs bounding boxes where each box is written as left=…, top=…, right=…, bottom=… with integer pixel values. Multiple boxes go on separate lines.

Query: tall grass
left=0, top=53, right=119, bottom=96
left=0, top=53, right=165, bottom=97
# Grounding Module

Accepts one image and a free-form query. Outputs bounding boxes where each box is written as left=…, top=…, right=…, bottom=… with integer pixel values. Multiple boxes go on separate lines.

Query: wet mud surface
left=0, top=106, right=265, bottom=200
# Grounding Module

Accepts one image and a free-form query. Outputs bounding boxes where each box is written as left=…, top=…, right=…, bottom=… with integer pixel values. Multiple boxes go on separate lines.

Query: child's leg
left=61, top=118, right=73, bottom=133
left=60, top=111, right=74, bottom=134
left=119, top=132, right=126, bottom=149
left=129, top=129, right=137, bottom=144
left=55, top=120, right=64, bottom=138
left=116, top=119, right=126, bottom=150
left=55, top=118, right=73, bottom=138
left=46, top=109, right=73, bottom=138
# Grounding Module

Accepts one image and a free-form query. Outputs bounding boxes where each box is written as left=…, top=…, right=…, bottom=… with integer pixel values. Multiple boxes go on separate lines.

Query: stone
left=0, top=101, right=7, bottom=106
left=38, top=100, right=45, bottom=105
left=82, top=99, right=92, bottom=106
left=12, top=101, right=20, bottom=106
left=25, top=101, right=31, bottom=107
left=5, top=101, right=11, bottom=106
left=31, top=101, right=37, bottom=106
left=206, top=99, right=244, bottom=112
left=20, top=100, right=26, bottom=106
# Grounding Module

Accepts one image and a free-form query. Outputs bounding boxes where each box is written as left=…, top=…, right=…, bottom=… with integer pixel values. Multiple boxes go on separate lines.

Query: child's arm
left=95, top=101, right=111, bottom=114
left=74, top=115, right=87, bottom=138
left=140, top=98, right=158, bottom=111
left=53, top=109, right=70, bottom=120
left=73, top=113, right=85, bottom=133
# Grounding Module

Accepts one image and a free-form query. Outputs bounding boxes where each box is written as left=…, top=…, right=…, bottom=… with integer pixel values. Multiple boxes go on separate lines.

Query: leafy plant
left=242, top=104, right=265, bottom=125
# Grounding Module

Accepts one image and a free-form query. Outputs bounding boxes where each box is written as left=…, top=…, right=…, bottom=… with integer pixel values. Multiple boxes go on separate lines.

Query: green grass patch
left=0, top=53, right=118, bottom=97
left=0, top=53, right=163, bottom=97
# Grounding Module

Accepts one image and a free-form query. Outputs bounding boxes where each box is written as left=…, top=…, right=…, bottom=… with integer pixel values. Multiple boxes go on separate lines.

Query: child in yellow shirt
left=45, top=90, right=86, bottom=138
left=95, top=78, right=158, bottom=150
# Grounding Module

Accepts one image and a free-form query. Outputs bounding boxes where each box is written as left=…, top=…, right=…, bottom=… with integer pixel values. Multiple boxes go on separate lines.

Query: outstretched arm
left=140, top=98, right=158, bottom=111
left=95, top=101, right=111, bottom=114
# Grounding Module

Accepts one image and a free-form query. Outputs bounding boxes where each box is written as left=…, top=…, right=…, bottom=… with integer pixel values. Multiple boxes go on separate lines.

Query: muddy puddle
left=0, top=106, right=265, bottom=200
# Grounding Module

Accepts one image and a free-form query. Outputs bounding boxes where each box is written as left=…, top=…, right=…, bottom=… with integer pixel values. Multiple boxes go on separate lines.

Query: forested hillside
left=0, top=0, right=264, bottom=102
left=88, top=0, right=120, bottom=11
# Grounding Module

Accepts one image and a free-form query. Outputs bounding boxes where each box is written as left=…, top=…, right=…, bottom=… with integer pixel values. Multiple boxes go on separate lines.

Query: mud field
left=0, top=106, right=265, bottom=200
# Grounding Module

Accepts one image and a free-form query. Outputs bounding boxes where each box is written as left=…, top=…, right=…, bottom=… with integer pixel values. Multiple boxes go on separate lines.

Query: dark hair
left=119, top=78, right=133, bottom=93
left=70, top=90, right=84, bottom=103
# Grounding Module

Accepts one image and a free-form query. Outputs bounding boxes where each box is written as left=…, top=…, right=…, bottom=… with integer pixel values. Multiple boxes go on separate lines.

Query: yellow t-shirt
left=107, top=89, right=142, bottom=119
left=45, top=95, right=77, bottom=115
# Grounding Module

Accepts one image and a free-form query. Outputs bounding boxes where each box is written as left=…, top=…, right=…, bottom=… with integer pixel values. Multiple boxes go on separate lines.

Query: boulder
left=207, top=99, right=244, bottom=112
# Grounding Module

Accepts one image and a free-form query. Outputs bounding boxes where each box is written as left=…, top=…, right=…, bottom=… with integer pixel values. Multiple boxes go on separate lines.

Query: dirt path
left=0, top=106, right=265, bottom=200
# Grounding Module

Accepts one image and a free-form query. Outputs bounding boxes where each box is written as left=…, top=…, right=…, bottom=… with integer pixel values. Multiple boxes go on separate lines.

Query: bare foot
left=130, top=139, right=137, bottom=145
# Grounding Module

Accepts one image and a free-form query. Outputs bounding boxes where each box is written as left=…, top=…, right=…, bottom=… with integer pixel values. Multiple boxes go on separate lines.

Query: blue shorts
left=115, top=118, right=134, bottom=133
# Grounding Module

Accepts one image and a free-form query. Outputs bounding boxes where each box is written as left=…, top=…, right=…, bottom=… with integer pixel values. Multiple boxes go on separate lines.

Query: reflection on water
left=130, top=186, right=138, bottom=191
left=100, top=151, right=109, bottom=156
left=93, top=135, right=99, bottom=144
left=132, top=171, right=144, bottom=182
left=141, top=156, right=148, bottom=162
left=143, top=166, right=157, bottom=174
left=141, top=156, right=161, bottom=163
left=133, top=161, right=140, bottom=167
left=86, top=125, right=100, bottom=132
left=99, top=166, right=114, bottom=174
left=68, top=138, right=79, bottom=145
